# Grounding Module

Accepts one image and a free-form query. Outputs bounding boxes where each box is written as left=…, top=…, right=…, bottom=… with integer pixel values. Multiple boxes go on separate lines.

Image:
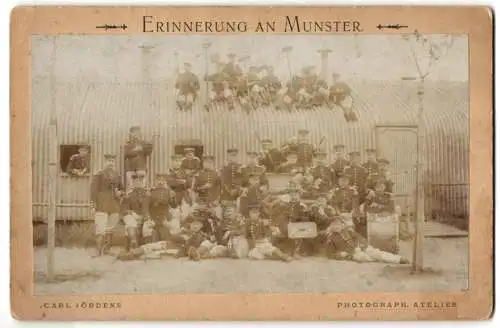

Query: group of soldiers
left=87, top=125, right=408, bottom=265
left=175, top=53, right=357, bottom=121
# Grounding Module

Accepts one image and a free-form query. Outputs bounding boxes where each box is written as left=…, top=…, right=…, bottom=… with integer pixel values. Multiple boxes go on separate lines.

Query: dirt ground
left=34, top=237, right=468, bottom=295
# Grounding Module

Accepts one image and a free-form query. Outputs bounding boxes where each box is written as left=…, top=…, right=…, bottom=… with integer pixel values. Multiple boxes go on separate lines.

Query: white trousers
left=94, top=212, right=120, bottom=236
left=352, top=245, right=401, bottom=264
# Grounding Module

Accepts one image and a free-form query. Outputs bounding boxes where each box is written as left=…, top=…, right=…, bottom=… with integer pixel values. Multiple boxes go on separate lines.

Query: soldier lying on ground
left=322, top=216, right=409, bottom=264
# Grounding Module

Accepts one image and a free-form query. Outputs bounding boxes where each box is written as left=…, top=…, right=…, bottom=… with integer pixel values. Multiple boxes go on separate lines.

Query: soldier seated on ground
left=216, top=204, right=249, bottom=259
left=247, top=205, right=293, bottom=262
left=362, top=179, right=395, bottom=215
left=66, top=145, right=90, bottom=176
left=175, top=214, right=219, bottom=261
left=322, top=216, right=409, bottom=264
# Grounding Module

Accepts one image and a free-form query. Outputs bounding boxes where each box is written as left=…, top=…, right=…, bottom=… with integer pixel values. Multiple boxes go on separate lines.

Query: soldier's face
left=79, top=149, right=89, bottom=156
left=228, top=154, right=237, bottom=163
left=249, top=210, right=260, bottom=220
left=317, top=198, right=327, bottom=207
left=335, top=150, right=344, bottom=157
left=329, top=221, right=342, bottom=233
left=375, top=184, right=385, bottom=193
left=190, top=221, right=203, bottom=232
left=351, top=156, right=360, bottom=165
left=298, top=134, right=308, bottom=141
left=224, top=207, right=235, bottom=218
left=133, top=178, right=144, bottom=188
left=173, top=159, right=182, bottom=168
left=186, top=152, right=194, bottom=158
left=316, top=156, right=326, bottom=164
left=248, top=156, right=258, bottom=165
left=287, top=156, right=297, bottom=164
left=156, top=177, right=167, bottom=186
left=249, top=177, right=259, bottom=186
left=339, top=178, right=348, bottom=187
left=290, top=192, right=300, bottom=202
left=130, top=131, right=141, bottom=140
left=104, top=159, right=115, bottom=169
left=262, top=143, right=271, bottom=151
left=204, top=161, right=214, bottom=169
left=367, top=153, right=376, bottom=161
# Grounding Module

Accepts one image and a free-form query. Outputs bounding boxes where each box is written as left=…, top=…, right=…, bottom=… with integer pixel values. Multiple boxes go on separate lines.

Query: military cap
left=155, top=173, right=168, bottom=179
left=298, top=128, right=309, bottom=134
left=246, top=151, right=259, bottom=157
left=104, top=154, right=116, bottom=160
left=129, top=126, right=141, bottom=132
left=184, top=147, right=195, bottom=153
left=261, top=139, right=273, bottom=144
left=334, top=144, right=345, bottom=150
left=349, top=151, right=361, bottom=156
left=286, top=185, right=301, bottom=193
left=227, top=148, right=238, bottom=154
left=79, top=145, right=90, bottom=150
left=171, top=154, right=183, bottom=159
left=227, top=52, right=236, bottom=58
left=184, top=214, right=205, bottom=225
left=378, top=158, right=390, bottom=165
left=203, top=155, right=215, bottom=160
left=366, top=148, right=377, bottom=153
left=375, top=178, right=388, bottom=186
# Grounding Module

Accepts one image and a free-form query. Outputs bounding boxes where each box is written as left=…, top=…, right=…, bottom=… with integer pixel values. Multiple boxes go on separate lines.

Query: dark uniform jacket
left=273, top=201, right=309, bottom=237
left=149, top=186, right=174, bottom=221
left=90, top=168, right=123, bottom=214
left=245, top=218, right=272, bottom=248
left=185, top=230, right=208, bottom=249
left=365, top=192, right=395, bottom=214
left=276, top=162, right=305, bottom=175
left=258, top=149, right=283, bottom=172
left=193, top=168, right=221, bottom=203
left=329, top=82, right=352, bottom=104
left=175, top=72, right=200, bottom=94
left=181, top=157, right=201, bottom=173
left=311, top=164, right=335, bottom=193
left=124, top=139, right=153, bottom=172
left=205, top=72, right=226, bottom=93
left=66, top=154, right=90, bottom=174
left=331, top=186, right=359, bottom=213
left=327, top=228, right=367, bottom=255
left=343, top=164, right=368, bottom=193
left=239, top=185, right=264, bottom=217
left=167, top=168, right=190, bottom=192
left=220, top=162, right=243, bottom=201
left=331, top=158, right=349, bottom=180
left=217, top=214, right=246, bottom=245
left=261, top=74, right=282, bottom=95
left=310, top=204, right=338, bottom=230
left=122, top=188, right=150, bottom=218
left=296, top=142, right=315, bottom=167
left=222, top=63, right=243, bottom=88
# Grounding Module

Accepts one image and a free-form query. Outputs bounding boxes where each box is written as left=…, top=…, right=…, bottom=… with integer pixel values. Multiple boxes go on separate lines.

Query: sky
left=31, top=34, right=468, bottom=83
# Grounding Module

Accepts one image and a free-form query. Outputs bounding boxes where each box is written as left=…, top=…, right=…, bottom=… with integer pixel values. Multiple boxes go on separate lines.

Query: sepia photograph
left=29, top=33, right=470, bottom=295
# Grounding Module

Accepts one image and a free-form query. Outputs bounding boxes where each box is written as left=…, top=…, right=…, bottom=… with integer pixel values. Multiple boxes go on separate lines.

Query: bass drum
left=366, top=212, right=400, bottom=254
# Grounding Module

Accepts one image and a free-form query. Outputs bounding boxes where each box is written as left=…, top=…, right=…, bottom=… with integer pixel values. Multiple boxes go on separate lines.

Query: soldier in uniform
left=222, top=53, right=243, bottom=90
left=220, top=148, right=243, bottom=209
left=205, top=62, right=235, bottom=111
left=296, top=129, right=316, bottom=168
left=121, top=174, right=151, bottom=249
left=363, top=179, right=395, bottom=215
left=331, top=144, right=349, bottom=183
left=310, top=150, right=335, bottom=196
left=296, top=67, right=315, bottom=109
left=276, top=152, right=304, bottom=175
left=217, top=203, right=249, bottom=259
left=329, top=73, right=357, bottom=122
left=272, top=186, right=310, bottom=259
left=247, top=205, right=293, bottom=262
left=310, top=193, right=338, bottom=255
left=175, top=62, right=200, bottom=111
left=239, top=173, right=265, bottom=218
left=310, top=79, right=330, bottom=107
left=148, top=173, right=175, bottom=242
left=123, top=126, right=153, bottom=192
left=343, top=151, right=368, bottom=202
left=241, top=151, right=268, bottom=189
left=90, top=154, right=124, bottom=256
left=258, top=139, right=283, bottom=173
left=192, top=155, right=221, bottom=205
left=363, top=148, right=380, bottom=191
left=181, top=147, right=201, bottom=178
left=247, top=66, right=265, bottom=109
left=167, top=154, right=191, bottom=208
left=66, top=145, right=90, bottom=176
left=330, top=173, right=360, bottom=232
left=377, top=158, right=394, bottom=194
left=260, top=65, right=282, bottom=106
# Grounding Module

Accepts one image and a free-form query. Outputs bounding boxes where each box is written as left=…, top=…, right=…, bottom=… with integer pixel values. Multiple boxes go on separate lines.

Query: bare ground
left=34, top=237, right=468, bottom=295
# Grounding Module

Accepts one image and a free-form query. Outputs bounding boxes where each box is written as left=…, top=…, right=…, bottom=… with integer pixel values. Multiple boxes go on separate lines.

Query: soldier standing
left=175, top=62, right=200, bottom=111
left=90, top=154, right=124, bottom=256
left=167, top=154, right=191, bottom=208
left=239, top=173, right=265, bottom=218
left=363, top=148, right=380, bottom=192
left=296, top=129, right=316, bottom=168
left=181, top=147, right=201, bottom=178
left=330, top=173, right=360, bottom=233
left=149, top=173, right=175, bottom=242
left=377, top=158, right=394, bottom=193
left=121, top=174, right=150, bottom=249
left=343, top=151, right=368, bottom=202
left=258, top=139, right=283, bottom=173
left=123, top=126, right=153, bottom=192
left=66, top=145, right=90, bottom=176
left=192, top=155, right=221, bottom=205
left=331, top=144, right=349, bottom=183
left=220, top=148, right=243, bottom=209
left=241, top=151, right=268, bottom=189
left=311, top=150, right=335, bottom=195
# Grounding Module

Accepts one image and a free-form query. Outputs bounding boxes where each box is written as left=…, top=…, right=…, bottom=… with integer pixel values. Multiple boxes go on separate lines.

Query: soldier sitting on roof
left=205, top=61, right=235, bottom=111
left=175, top=62, right=200, bottom=111
left=260, top=65, right=282, bottom=107
left=329, top=73, right=357, bottom=122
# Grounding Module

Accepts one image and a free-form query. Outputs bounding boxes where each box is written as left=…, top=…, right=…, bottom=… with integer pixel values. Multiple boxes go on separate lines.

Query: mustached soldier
left=90, top=154, right=124, bottom=256
left=330, top=144, right=349, bottom=183
left=148, top=173, right=175, bottom=242
left=66, top=145, right=90, bottom=177
left=123, top=126, right=153, bottom=192
left=258, top=139, right=283, bottom=173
